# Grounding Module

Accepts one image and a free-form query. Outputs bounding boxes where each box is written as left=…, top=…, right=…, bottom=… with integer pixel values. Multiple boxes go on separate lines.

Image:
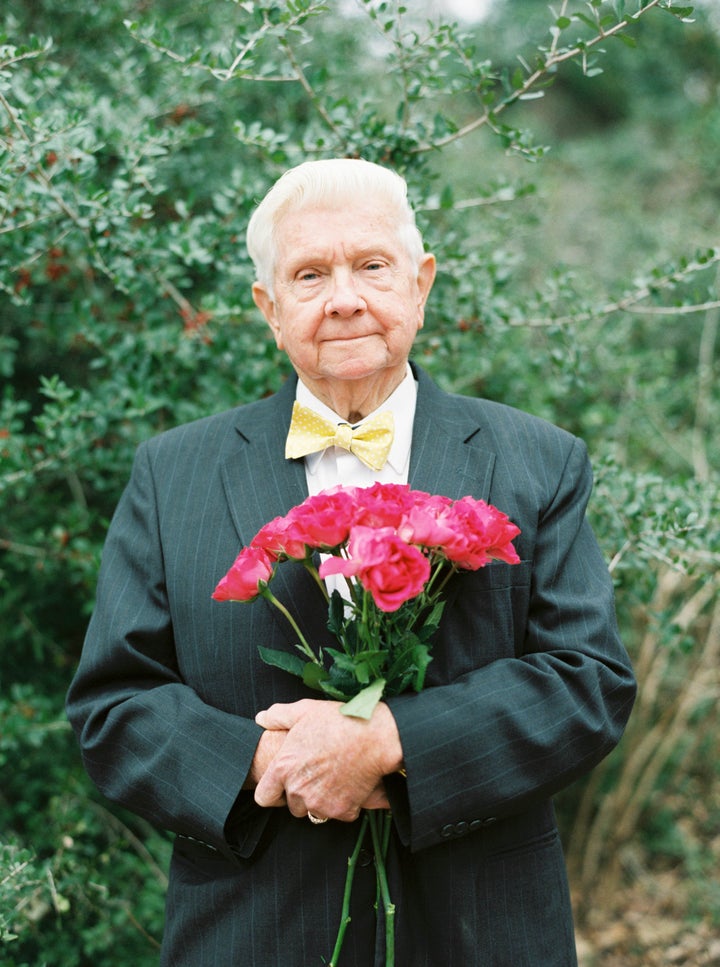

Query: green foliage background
left=1, top=1, right=719, bottom=963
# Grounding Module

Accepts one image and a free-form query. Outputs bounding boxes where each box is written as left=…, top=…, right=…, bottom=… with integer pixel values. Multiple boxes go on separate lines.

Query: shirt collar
left=295, top=364, right=417, bottom=476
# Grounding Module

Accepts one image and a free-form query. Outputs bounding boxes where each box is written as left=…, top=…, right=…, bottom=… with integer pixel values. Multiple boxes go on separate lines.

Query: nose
left=324, top=271, right=366, bottom=317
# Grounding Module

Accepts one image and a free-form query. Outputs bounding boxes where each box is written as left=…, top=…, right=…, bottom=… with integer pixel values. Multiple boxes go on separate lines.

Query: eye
left=295, top=268, right=323, bottom=284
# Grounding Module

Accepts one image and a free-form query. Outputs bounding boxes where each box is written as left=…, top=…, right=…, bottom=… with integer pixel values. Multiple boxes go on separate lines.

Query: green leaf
left=258, top=647, right=328, bottom=693
left=326, top=589, right=346, bottom=636
left=340, top=678, right=386, bottom=720
left=411, top=644, right=432, bottom=692
left=319, top=679, right=355, bottom=701
left=302, top=661, right=329, bottom=691
left=614, top=33, right=637, bottom=48
left=660, top=4, right=694, bottom=21
left=257, top=645, right=306, bottom=678
left=574, top=13, right=598, bottom=29
left=413, top=600, right=445, bottom=640
left=323, top=647, right=360, bottom=672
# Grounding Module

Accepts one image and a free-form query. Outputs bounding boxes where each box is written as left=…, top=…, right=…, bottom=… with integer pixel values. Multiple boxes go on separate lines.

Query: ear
left=252, top=282, right=284, bottom=349
left=415, top=253, right=436, bottom=328
left=417, top=253, right=436, bottom=304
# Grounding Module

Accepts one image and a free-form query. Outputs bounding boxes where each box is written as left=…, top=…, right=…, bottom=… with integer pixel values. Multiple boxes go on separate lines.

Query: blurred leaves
left=1, top=0, right=718, bottom=962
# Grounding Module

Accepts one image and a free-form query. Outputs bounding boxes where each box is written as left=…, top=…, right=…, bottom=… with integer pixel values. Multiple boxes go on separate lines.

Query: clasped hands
left=250, top=698, right=404, bottom=823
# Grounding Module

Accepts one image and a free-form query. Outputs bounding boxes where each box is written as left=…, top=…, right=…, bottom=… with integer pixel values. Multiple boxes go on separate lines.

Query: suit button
left=358, top=849, right=373, bottom=867
left=455, top=821, right=468, bottom=836
left=469, top=819, right=483, bottom=832
left=440, top=824, right=454, bottom=838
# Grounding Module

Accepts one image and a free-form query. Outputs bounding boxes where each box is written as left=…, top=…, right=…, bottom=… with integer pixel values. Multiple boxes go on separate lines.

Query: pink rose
left=397, top=493, right=455, bottom=548
left=285, top=488, right=357, bottom=550
left=212, top=545, right=274, bottom=602
left=251, top=515, right=307, bottom=560
left=352, top=482, right=421, bottom=530
left=321, top=525, right=431, bottom=612
left=442, top=497, right=521, bottom=569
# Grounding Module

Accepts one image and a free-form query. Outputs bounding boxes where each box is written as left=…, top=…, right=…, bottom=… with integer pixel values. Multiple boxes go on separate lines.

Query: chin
left=327, top=360, right=389, bottom=382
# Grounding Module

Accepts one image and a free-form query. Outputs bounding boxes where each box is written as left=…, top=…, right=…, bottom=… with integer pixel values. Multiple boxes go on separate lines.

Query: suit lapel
left=218, top=376, right=333, bottom=649
left=218, top=375, right=305, bottom=543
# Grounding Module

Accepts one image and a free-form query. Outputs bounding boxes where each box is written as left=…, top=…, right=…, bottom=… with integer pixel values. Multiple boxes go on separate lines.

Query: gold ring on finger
left=307, top=811, right=328, bottom=825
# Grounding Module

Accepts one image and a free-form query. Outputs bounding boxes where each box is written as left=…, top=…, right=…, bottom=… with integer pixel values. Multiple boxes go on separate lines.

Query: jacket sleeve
left=386, top=436, right=637, bottom=853
left=65, top=441, right=269, bottom=861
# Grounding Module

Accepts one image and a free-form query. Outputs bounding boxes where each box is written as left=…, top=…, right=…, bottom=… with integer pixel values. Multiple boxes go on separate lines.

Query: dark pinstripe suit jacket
left=66, top=364, right=636, bottom=966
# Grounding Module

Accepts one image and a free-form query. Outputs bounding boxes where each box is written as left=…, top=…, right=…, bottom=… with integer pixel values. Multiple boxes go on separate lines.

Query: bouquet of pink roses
left=213, top=482, right=521, bottom=965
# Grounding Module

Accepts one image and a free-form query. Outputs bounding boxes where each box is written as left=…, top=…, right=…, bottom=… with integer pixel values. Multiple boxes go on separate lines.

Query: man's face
left=252, top=202, right=435, bottom=401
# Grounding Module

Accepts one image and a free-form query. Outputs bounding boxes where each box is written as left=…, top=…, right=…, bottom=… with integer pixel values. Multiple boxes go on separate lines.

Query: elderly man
left=66, top=158, right=636, bottom=966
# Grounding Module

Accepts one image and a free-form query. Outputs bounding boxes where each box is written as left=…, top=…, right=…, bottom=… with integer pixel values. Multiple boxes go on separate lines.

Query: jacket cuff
left=223, top=789, right=272, bottom=859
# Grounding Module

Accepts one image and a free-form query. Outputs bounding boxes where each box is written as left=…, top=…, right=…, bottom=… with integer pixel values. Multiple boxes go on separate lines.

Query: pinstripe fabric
left=66, top=364, right=636, bottom=966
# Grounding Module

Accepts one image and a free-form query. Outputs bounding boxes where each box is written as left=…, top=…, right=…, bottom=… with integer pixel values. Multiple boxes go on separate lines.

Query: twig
left=0, top=537, right=47, bottom=558
left=119, top=902, right=163, bottom=949
left=0, top=212, right=59, bottom=236
left=218, top=19, right=274, bottom=82
left=0, top=858, right=32, bottom=889
left=0, top=42, right=52, bottom=73
left=630, top=299, right=720, bottom=315
left=416, top=0, right=663, bottom=153
left=279, top=38, right=343, bottom=136
left=520, top=249, right=720, bottom=329
left=82, top=798, right=169, bottom=886
left=691, top=269, right=718, bottom=481
left=125, top=4, right=323, bottom=84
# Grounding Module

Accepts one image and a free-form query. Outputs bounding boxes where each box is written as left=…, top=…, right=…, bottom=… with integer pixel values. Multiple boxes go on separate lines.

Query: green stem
left=368, top=811, right=395, bottom=966
left=432, top=562, right=459, bottom=598
left=302, top=557, right=330, bottom=603
left=259, top=586, right=320, bottom=664
left=329, top=811, right=370, bottom=967
left=424, top=558, right=457, bottom=599
left=381, top=810, right=392, bottom=857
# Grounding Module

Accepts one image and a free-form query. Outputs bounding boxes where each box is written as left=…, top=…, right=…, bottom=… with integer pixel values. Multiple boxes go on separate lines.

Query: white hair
left=246, top=158, right=425, bottom=295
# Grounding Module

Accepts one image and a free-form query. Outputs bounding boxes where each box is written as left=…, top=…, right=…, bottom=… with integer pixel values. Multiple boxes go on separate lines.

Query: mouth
left=323, top=332, right=379, bottom=343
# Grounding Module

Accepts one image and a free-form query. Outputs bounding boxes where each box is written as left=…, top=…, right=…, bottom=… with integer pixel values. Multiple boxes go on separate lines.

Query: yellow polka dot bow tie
left=285, top=402, right=395, bottom=471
